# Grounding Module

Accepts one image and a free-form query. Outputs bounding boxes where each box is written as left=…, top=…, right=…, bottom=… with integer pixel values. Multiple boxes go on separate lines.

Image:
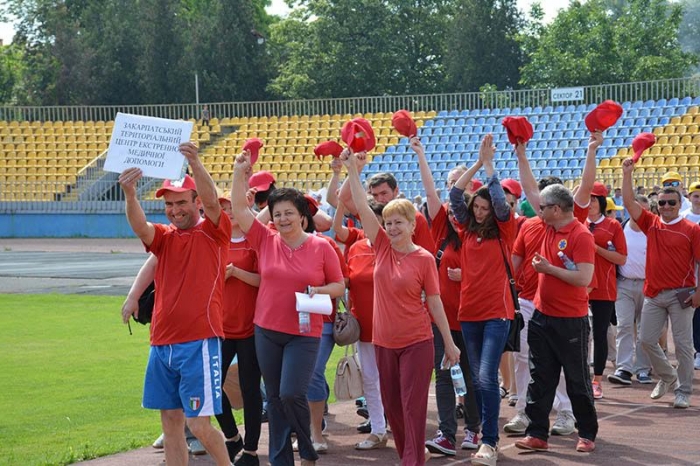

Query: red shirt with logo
left=534, top=219, right=596, bottom=317
left=147, top=214, right=232, bottom=345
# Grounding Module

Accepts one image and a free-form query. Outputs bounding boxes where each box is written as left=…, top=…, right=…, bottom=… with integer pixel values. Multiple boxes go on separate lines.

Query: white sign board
left=551, top=87, right=585, bottom=102
left=104, top=113, right=193, bottom=180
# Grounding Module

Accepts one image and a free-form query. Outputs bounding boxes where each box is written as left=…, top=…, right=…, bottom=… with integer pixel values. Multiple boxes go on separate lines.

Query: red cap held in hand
left=631, top=132, right=656, bottom=163
left=242, top=138, right=264, bottom=165
left=341, top=118, right=376, bottom=152
left=585, top=101, right=623, bottom=133
left=392, top=110, right=418, bottom=138
left=501, top=116, right=534, bottom=145
left=314, top=141, right=344, bottom=159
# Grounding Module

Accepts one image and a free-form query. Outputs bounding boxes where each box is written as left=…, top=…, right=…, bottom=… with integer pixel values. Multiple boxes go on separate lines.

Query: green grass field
left=0, top=294, right=344, bottom=466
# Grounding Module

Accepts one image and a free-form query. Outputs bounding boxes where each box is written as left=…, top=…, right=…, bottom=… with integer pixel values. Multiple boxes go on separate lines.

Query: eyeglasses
left=663, top=180, right=681, bottom=187
left=539, top=204, right=557, bottom=211
left=657, top=200, right=678, bottom=207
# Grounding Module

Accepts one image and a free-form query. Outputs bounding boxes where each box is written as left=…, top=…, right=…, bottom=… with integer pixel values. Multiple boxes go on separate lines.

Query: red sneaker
left=576, top=437, right=595, bottom=452
left=515, top=436, right=549, bottom=451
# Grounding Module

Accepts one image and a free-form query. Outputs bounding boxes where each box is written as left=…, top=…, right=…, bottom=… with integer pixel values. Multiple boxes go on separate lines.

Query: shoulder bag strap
left=497, top=235, right=520, bottom=312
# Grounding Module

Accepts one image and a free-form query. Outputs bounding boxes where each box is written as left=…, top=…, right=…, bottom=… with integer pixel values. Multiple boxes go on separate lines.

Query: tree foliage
left=520, top=0, right=698, bottom=88
left=445, top=0, right=524, bottom=92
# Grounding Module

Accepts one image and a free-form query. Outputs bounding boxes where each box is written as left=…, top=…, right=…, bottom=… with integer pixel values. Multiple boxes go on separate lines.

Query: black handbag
left=497, top=237, right=523, bottom=352
left=134, top=281, right=155, bottom=325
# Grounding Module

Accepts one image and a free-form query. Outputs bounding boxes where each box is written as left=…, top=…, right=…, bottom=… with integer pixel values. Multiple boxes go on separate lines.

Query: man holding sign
left=119, top=142, right=232, bottom=465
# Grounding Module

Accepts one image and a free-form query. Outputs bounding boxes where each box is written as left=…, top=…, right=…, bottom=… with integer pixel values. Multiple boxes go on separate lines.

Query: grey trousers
left=615, top=277, right=651, bottom=374
left=640, top=289, right=695, bottom=396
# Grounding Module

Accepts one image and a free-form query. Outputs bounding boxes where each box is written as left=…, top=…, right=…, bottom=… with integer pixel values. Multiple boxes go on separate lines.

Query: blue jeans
left=308, top=322, right=335, bottom=401
left=461, top=319, right=510, bottom=448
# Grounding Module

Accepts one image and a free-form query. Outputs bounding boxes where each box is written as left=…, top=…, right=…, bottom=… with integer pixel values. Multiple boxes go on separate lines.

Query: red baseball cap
left=631, top=132, right=656, bottom=163
left=341, top=118, right=376, bottom=152
left=470, top=179, right=483, bottom=191
left=304, top=194, right=319, bottom=216
left=392, top=110, right=418, bottom=138
left=248, top=171, right=276, bottom=191
left=501, top=116, right=534, bottom=145
left=501, top=178, right=522, bottom=198
left=242, top=138, right=264, bottom=165
left=155, top=175, right=197, bottom=198
left=591, top=181, right=608, bottom=197
left=314, top=141, right=344, bottom=159
left=585, top=101, right=623, bottom=132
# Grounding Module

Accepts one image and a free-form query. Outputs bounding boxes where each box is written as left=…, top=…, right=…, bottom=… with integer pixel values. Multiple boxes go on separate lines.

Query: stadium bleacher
left=1, top=97, right=700, bottom=201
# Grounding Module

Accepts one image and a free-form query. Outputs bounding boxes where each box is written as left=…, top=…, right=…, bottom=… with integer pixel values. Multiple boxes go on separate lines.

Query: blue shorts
left=143, top=337, right=223, bottom=417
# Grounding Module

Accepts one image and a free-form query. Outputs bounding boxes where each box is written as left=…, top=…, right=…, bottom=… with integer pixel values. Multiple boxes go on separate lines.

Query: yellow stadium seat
left=676, top=125, right=687, bottom=135
left=687, top=124, right=699, bottom=134
left=672, top=145, right=684, bottom=155
left=688, top=155, right=699, bottom=166
left=681, top=116, right=693, bottom=125
left=599, top=158, right=610, bottom=168
left=676, top=155, right=688, bottom=166
left=665, top=156, right=677, bottom=166
left=688, top=106, right=699, bottom=115
left=671, top=116, right=681, bottom=125
left=653, top=126, right=665, bottom=136
left=609, top=158, right=621, bottom=168
left=653, top=156, right=665, bottom=166
left=641, top=156, right=654, bottom=167
left=685, top=145, right=697, bottom=156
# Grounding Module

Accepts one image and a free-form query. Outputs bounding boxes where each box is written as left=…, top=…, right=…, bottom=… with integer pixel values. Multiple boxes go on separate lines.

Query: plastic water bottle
left=450, top=365, right=467, bottom=396
left=557, top=251, right=578, bottom=271
left=607, top=240, right=616, bottom=251
left=298, top=312, right=311, bottom=334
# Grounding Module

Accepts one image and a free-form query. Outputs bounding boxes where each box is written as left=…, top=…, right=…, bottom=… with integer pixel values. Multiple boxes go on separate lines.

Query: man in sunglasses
left=622, top=158, right=700, bottom=409
left=680, top=182, right=700, bottom=371
left=660, top=171, right=691, bottom=212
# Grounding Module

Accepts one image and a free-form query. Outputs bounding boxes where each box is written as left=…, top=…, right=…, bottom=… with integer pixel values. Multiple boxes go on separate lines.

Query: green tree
left=0, top=44, right=25, bottom=104
left=520, top=0, right=697, bottom=88
left=679, top=0, right=700, bottom=73
left=445, top=0, right=524, bottom=92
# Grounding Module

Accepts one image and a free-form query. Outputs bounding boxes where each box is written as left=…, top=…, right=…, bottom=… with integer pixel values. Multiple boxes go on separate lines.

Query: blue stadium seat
left=643, top=100, right=654, bottom=108
left=659, top=116, right=670, bottom=126
left=562, top=169, right=572, bottom=179
left=531, top=149, right=543, bottom=160
left=587, top=103, right=597, bottom=111
left=449, top=110, right=460, bottom=117
left=530, top=115, right=539, bottom=124
left=572, top=168, right=582, bottom=178
left=647, top=117, right=658, bottom=127
left=668, top=97, right=679, bottom=106
left=476, top=117, right=485, bottom=125
left=533, top=106, right=543, bottom=114
left=550, top=114, right=561, bottom=123
left=656, top=98, right=667, bottom=107
left=576, top=104, right=587, bottom=112
left=459, top=110, right=470, bottom=117
left=621, top=101, right=632, bottom=111
left=506, top=160, right=517, bottom=169
left=466, top=117, right=476, bottom=126
left=639, top=108, right=650, bottom=118
left=446, top=118, right=456, bottom=127
left=565, top=105, right=576, bottom=113
left=438, top=110, right=448, bottom=117
left=627, top=109, right=638, bottom=119
left=693, top=96, right=700, bottom=105
left=681, top=96, right=692, bottom=105
left=435, top=119, right=445, bottom=127
left=561, top=113, right=571, bottom=123
left=424, top=119, right=434, bottom=127
left=547, top=159, right=557, bottom=168
left=550, top=169, right=562, bottom=177
left=544, top=106, right=554, bottom=113
left=436, top=144, right=446, bottom=152
left=567, top=159, right=579, bottom=168
left=481, top=109, right=492, bottom=116
left=523, top=106, right=533, bottom=114
left=486, top=117, right=497, bottom=125
left=495, top=160, right=506, bottom=170
left=631, top=101, right=643, bottom=109
left=446, top=143, right=456, bottom=152
left=554, top=105, right=565, bottom=113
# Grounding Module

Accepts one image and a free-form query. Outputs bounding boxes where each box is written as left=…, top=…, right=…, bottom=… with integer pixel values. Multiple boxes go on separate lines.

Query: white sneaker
left=694, top=353, right=700, bottom=370
left=152, top=433, right=164, bottom=449
left=504, top=411, right=530, bottom=434
left=188, top=438, right=206, bottom=455
left=551, top=410, right=576, bottom=435
left=673, top=393, right=690, bottom=409
left=650, top=377, right=678, bottom=399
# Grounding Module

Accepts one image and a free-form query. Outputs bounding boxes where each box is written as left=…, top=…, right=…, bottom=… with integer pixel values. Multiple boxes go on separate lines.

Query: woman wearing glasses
left=586, top=183, right=627, bottom=399
left=449, top=134, right=518, bottom=466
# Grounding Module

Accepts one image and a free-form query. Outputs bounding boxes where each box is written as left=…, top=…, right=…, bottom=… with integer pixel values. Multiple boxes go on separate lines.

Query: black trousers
left=590, top=300, right=615, bottom=376
left=215, top=336, right=263, bottom=452
left=525, top=310, right=598, bottom=441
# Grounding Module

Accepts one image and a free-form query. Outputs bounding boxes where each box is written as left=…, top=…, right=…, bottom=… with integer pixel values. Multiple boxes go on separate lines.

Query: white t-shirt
left=618, top=221, right=647, bottom=280
left=680, top=209, right=700, bottom=224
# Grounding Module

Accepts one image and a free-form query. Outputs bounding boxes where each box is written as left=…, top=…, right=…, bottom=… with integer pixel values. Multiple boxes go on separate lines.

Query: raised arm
left=574, top=131, right=602, bottom=206
left=332, top=201, right=351, bottom=243
left=180, top=142, right=221, bottom=225
left=118, top=167, right=155, bottom=246
left=411, top=137, right=442, bottom=220
left=621, top=158, right=643, bottom=221
left=449, top=157, right=482, bottom=225
left=515, top=142, right=541, bottom=212
left=121, top=253, right=157, bottom=324
left=312, top=209, right=332, bottom=232
left=326, top=157, right=343, bottom=209
left=232, top=151, right=257, bottom=233
left=480, top=134, right=510, bottom=222
left=337, top=151, right=368, bottom=215
left=341, top=150, right=381, bottom=243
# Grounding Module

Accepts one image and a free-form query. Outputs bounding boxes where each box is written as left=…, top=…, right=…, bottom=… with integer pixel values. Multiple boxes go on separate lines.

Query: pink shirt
left=246, top=219, right=344, bottom=337
left=372, top=228, right=440, bottom=349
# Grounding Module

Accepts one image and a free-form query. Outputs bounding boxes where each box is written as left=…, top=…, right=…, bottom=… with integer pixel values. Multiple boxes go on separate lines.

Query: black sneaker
left=234, top=452, right=260, bottom=466
left=356, top=406, right=369, bottom=419
left=607, top=369, right=632, bottom=385
left=357, top=419, right=372, bottom=433
left=226, top=437, right=244, bottom=462
left=355, top=396, right=366, bottom=408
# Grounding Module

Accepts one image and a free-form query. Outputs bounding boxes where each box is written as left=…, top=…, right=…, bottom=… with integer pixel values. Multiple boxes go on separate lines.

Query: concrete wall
left=0, top=213, right=168, bottom=237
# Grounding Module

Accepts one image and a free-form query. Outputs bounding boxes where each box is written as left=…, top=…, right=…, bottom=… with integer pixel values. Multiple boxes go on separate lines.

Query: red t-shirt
left=534, top=219, right=596, bottom=317
left=458, top=213, right=518, bottom=322
left=222, top=237, right=259, bottom=339
left=636, top=210, right=700, bottom=297
left=336, top=226, right=365, bottom=262
left=414, top=211, right=437, bottom=253
left=587, top=216, right=627, bottom=301
left=347, top=238, right=376, bottom=342
left=574, top=202, right=589, bottom=224
left=147, top=214, right=232, bottom=346
left=317, top=233, right=349, bottom=324
left=512, top=217, right=546, bottom=301
left=430, top=205, right=461, bottom=331
left=372, top=228, right=439, bottom=348
left=246, top=219, right=344, bottom=337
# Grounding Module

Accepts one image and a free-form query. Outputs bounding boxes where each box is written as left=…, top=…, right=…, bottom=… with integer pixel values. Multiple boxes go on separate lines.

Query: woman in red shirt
left=232, top=151, right=345, bottom=466
left=342, top=149, right=460, bottom=466
left=411, top=137, right=481, bottom=455
left=586, top=184, right=627, bottom=399
left=448, top=135, right=517, bottom=466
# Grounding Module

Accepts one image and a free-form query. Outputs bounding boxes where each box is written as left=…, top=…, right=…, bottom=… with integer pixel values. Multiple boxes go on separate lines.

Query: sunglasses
left=657, top=200, right=678, bottom=207
left=663, top=181, right=681, bottom=187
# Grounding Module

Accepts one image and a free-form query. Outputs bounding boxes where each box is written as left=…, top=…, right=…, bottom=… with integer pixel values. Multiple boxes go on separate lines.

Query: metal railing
left=1, top=77, right=699, bottom=123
